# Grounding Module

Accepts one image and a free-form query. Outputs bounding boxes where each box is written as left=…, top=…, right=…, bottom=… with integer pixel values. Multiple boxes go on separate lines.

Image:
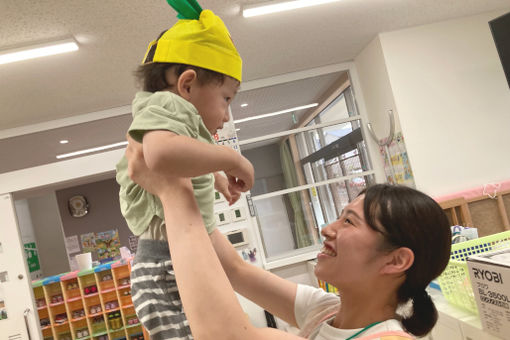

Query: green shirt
left=116, top=91, right=216, bottom=236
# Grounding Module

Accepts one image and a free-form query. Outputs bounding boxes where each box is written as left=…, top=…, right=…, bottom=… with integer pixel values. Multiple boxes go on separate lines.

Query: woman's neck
left=331, top=291, right=398, bottom=330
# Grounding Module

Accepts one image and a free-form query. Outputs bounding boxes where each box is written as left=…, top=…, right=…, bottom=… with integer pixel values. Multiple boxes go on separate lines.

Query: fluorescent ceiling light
left=0, top=39, right=78, bottom=65
left=56, top=141, right=127, bottom=159
left=59, top=140, right=69, bottom=144
left=240, top=103, right=248, bottom=107
left=243, top=0, right=342, bottom=18
left=234, top=103, right=318, bottom=124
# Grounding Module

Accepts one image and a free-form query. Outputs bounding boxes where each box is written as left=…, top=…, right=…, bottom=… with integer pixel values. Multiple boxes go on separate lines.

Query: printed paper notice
left=65, top=235, right=81, bottom=254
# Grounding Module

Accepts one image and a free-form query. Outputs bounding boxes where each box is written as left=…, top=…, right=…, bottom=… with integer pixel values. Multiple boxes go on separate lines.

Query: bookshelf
left=33, top=259, right=143, bottom=340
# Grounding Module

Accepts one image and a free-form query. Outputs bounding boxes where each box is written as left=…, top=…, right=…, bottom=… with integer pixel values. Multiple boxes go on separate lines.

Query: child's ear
left=176, top=69, right=198, bottom=100
left=380, top=247, right=414, bottom=275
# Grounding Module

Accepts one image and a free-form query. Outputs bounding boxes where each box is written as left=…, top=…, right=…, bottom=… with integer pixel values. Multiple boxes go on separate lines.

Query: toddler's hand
left=225, top=154, right=254, bottom=193
left=214, top=172, right=241, bottom=205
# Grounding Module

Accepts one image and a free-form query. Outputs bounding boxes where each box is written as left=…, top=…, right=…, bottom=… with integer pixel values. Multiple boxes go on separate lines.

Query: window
left=234, top=71, right=376, bottom=265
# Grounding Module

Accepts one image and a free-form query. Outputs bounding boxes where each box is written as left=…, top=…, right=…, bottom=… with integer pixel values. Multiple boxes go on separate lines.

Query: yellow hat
left=142, top=5, right=242, bottom=82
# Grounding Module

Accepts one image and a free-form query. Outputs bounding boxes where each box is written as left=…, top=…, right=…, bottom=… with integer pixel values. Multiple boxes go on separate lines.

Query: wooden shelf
left=104, top=307, right=120, bottom=313
left=66, top=296, right=82, bottom=302
left=125, top=323, right=141, bottom=329
left=92, top=331, right=108, bottom=337
left=71, top=316, right=86, bottom=322
left=33, top=259, right=142, bottom=340
left=88, top=311, right=104, bottom=317
left=101, top=287, right=116, bottom=294
left=83, top=292, right=99, bottom=298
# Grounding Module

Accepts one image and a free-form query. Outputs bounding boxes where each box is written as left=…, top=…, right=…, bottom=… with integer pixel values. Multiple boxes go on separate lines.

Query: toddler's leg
left=131, top=239, right=193, bottom=339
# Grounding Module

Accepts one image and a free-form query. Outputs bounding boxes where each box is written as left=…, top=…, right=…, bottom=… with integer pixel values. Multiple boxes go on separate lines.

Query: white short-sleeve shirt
left=294, top=284, right=407, bottom=340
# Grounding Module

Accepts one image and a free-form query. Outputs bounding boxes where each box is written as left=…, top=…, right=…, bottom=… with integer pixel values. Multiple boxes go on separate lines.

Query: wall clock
left=68, top=195, right=89, bottom=218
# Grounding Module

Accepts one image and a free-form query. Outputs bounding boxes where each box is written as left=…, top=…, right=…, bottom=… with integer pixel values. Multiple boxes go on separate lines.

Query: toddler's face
left=190, top=77, right=239, bottom=135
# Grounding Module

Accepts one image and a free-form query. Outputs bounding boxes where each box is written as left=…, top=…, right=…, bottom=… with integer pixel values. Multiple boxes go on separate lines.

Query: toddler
left=116, top=1, right=253, bottom=338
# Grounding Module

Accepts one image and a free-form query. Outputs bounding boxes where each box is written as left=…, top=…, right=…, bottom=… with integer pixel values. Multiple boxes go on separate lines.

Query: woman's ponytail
left=363, top=185, right=452, bottom=338
left=401, top=289, right=438, bottom=337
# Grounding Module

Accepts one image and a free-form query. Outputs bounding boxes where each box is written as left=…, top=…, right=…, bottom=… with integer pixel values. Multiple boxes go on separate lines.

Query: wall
left=354, top=36, right=402, bottom=135
left=14, top=199, right=43, bottom=280
left=55, top=178, right=133, bottom=263
left=377, top=9, right=510, bottom=196
left=242, top=143, right=286, bottom=196
left=27, top=193, right=70, bottom=276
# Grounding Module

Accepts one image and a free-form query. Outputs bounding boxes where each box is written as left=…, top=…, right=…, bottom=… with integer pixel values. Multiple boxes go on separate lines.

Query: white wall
left=354, top=37, right=402, bottom=135
left=356, top=9, right=510, bottom=197
left=27, top=193, right=70, bottom=276
left=14, top=199, right=43, bottom=280
left=380, top=10, right=510, bottom=196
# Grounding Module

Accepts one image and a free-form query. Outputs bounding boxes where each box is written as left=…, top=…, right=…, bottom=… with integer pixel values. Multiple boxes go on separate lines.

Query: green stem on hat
left=166, top=0, right=203, bottom=20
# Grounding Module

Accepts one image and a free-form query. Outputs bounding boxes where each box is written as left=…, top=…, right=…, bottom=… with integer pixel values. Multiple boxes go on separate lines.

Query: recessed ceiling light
left=0, top=38, right=78, bottom=65
left=59, top=140, right=69, bottom=144
left=243, top=0, right=342, bottom=18
left=235, top=128, right=241, bottom=132
left=56, top=141, right=127, bottom=159
left=233, top=103, right=318, bottom=124
left=241, top=103, right=248, bottom=107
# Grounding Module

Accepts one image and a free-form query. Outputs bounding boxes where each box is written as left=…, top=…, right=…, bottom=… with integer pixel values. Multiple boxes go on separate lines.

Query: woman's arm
left=125, top=137, right=303, bottom=340
left=209, top=230, right=299, bottom=327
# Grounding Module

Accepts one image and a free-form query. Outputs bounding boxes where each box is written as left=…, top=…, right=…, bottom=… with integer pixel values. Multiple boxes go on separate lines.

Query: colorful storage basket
left=437, top=231, right=510, bottom=314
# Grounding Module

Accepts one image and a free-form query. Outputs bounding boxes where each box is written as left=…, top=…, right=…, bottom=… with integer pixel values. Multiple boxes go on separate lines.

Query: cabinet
left=33, top=259, right=143, bottom=340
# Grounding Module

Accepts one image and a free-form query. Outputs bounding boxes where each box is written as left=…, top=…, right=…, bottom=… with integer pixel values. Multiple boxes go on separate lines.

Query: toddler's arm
left=143, top=130, right=254, bottom=191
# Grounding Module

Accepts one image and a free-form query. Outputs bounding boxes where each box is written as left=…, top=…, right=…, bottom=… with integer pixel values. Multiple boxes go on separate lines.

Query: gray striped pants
left=131, top=239, right=193, bottom=339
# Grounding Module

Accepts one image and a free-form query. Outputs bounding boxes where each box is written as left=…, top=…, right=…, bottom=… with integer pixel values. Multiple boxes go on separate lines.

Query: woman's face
left=315, top=195, right=388, bottom=291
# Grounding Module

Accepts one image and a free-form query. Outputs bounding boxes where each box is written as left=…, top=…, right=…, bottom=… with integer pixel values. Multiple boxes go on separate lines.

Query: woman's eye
left=345, top=218, right=353, bottom=225
left=225, top=97, right=231, bottom=102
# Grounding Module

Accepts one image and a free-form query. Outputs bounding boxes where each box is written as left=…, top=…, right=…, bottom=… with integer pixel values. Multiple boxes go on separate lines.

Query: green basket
left=437, top=231, right=510, bottom=314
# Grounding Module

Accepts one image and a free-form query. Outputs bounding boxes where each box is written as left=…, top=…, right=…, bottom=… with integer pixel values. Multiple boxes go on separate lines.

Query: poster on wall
left=80, top=232, right=96, bottom=253
left=96, top=229, right=121, bottom=261
left=379, top=132, right=415, bottom=187
left=23, top=242, right=41, bottom=273
left=65, top=235, right=81, bottom=254
left=0, top=274, right=7, bottom=320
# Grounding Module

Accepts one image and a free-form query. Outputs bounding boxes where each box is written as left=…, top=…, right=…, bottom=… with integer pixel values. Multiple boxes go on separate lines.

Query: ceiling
left=1, top=0, right=509, bottom=174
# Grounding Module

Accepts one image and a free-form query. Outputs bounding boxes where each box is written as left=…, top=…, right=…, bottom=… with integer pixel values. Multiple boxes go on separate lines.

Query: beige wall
left=55, top=178, right=132, bottom=263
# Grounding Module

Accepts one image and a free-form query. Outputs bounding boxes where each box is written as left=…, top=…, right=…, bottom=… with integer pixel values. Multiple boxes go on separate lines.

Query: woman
left=125, top=136, right=451, bottom=340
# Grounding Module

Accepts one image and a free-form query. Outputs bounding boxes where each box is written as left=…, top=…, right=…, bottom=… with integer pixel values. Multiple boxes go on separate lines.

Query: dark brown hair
left=134, top=63, right=226, bottom=92
left=362, top=184, right=451, bottom=337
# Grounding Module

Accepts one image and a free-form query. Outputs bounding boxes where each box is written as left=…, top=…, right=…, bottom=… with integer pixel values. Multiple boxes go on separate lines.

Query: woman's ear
left=380, top=247, right=414, bottom=275
left=176, top=69, right=198, bottom=100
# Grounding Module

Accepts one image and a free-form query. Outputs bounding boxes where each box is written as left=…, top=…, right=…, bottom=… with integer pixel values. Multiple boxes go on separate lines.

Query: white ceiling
left=1, top=0, right=509, bottom=173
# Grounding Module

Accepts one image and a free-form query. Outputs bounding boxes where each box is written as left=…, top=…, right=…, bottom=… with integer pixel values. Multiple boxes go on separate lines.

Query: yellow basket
left=437, top=230, right=510, bottom=314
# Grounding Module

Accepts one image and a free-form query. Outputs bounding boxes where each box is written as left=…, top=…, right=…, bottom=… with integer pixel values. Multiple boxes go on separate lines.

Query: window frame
left=236, top=65, right=383, bottom=269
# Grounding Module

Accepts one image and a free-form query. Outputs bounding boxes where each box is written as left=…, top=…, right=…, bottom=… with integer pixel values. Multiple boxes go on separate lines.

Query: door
left=0, top=194, right=40, bottom=340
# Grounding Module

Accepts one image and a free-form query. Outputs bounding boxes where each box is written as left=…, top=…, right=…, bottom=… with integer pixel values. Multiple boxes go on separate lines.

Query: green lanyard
left=345, top=321, right=383, bottom=340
